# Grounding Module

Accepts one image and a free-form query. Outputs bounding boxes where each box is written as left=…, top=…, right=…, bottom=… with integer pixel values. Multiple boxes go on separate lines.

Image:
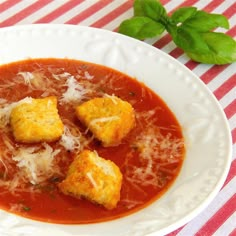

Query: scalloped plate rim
left=0, top=24, right=232, bottom=236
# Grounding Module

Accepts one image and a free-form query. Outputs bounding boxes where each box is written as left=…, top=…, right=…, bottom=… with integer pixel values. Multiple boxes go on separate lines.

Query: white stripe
left=50, top=0, right=120, bottom=24
left=14, top=0, right=68, bottom=24
left=79, top=0, right=126, bottom=27
left=232, top=143, right=236, bottom=161
left=212, top=0, right=235, bottom=14
left=0, top=0, right=37, bottom=22
left=213, top=212, right=236, bottom=236
left=207, top=65, right=235, bottom=92
left=194, top=0, right=213, bottom=9
left=192, top=63, right=213, bottom=79
left=228, top=114, right=236, bottom=131
left=102, top=8, right=134, bottom=30
left=164, top=0, right=183, bottom=12
left=47, top=1, right=96, bottom=23
left=176, top=53, right=192, bottom=65
left=164, top=0, right=210, bottom=13
left=219, top=87, right=236, bottom=109
left=144, top=32, right=169, bottom=45
left=160, top=41, right=177, bottom=55
left=229, top=15, right=236, bottom=32
left=177, top=177, right=236, bottom=236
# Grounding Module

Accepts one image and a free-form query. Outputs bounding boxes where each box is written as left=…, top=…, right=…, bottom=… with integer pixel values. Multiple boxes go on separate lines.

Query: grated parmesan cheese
left=17, top=72, right=34, bottom=85
left=60, top=75, right=87, bottom=103
left=92, top=151, right=115, bottom=177
left=12, top=143, right=60, bottom=185
left=59, top=126, right=82, bottom=151
left=86, top=172, right=98, bottom=188
left=103, top=93, right=118, bottom=104
left=52, top=72, right=71, bottom=81
left=0, top=99, right=7, bottom=105
left=89, top=116, right=120, bottom=129
left=126, top=126, right=184, bottom=188
left=84, top=71, right=94, bottom=80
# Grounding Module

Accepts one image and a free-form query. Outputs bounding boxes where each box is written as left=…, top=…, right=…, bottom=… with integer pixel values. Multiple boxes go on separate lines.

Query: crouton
left=10, top=96, right=64, bottom=143
left=58, top=149, right=123, bottom=210
left=75, top=95, right=135, bottom=147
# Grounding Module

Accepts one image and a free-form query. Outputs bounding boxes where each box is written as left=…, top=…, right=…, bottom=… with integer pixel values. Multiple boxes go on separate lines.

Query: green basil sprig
left=118, top=0, right=236, bottom=65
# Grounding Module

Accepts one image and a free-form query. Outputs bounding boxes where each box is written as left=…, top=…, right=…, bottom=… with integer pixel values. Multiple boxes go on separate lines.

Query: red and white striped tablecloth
left=0, top=0, right=235, bottom=235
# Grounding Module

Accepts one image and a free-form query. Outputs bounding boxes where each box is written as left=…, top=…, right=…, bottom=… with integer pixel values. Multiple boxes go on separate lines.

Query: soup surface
left=0, top=58, right=185, bottom=223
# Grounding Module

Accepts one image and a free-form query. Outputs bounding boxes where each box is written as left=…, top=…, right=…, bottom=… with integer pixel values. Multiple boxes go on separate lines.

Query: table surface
left=0, top=0, right=235, bottom=235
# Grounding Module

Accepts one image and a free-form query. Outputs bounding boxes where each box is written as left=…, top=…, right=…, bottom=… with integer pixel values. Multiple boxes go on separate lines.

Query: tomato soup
left=0, top=58, right=185, bottom=223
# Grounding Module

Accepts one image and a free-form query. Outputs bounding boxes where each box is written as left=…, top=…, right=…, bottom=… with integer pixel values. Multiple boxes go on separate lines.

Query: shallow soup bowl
left=0, top=24, right=232, bottom=236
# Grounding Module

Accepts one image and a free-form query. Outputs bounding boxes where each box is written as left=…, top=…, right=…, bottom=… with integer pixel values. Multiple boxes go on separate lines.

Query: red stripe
left=0, top=0, right=53, bottom=27
left=195, top=194, right=236, bottom=236
left=153, top=0, right=222, bottom=50
left=0, top=0, right=21, bottom=13
left=160, top=0, right=172, bottom=5
left=214, top=74, right=236, bottom=100
left=229, top=227, right=236, bottom=236
left=203, top=0, right=224, bottom=12
left=223, top=2, right=236, bottom=18
left=166, top=225, right=185, bottom=236
left=201, top=65, right=229, bottom=84
left=169, top=47, right=183, bottom=59
left=224, top=100, right=236, bottom=120
left=153, top=34, right=172, bottom=50
left=65, top=0, right=113, bottom=25
left=91, top=0, right=133, bottom=28
left=228, top=25, right=236, bottom=37
left=232, top=128, right=236, bottom=144
left=90, top=0, right=172, bottom=29
left=223, top=159, right=236, bottom=187
left=34, top=0, right=84, bottom=23
left=184, top=60, right=200, bottom=71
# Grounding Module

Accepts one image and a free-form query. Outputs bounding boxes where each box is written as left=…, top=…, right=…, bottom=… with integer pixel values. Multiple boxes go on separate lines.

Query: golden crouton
left=10, top=96, right=64, bottom=143
left=58, top=149, right=123, bottom=210
left=75, top=95, right=135, bottom=147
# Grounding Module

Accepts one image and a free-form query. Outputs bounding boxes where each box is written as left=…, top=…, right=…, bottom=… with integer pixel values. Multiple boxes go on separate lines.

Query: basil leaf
left=134, top=0, right=166, bottom=21
left=119, top=0, right=235, bottom=65
left=118, top=16, right=165, bottom=40
left=134, top=0, right=145, bottom=16
left=142, top=0, right=167, bottom=21
left=187, top=32, right=236, bottom=64
left=187, top=51, right=235, bottom=65
left=171, top=7, right=197, bottom=23
left=183, top=10, right=229, bottom=32
left=173, top=27, right=210, bottom=54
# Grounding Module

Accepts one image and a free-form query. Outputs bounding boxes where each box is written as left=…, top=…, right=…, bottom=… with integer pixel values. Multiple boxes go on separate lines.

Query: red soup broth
left=0, top=58, right=185, bottom=223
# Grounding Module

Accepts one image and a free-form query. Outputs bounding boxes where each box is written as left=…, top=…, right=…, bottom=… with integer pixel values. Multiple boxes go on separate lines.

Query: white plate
left=0, top=24, right=232, bottom=236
